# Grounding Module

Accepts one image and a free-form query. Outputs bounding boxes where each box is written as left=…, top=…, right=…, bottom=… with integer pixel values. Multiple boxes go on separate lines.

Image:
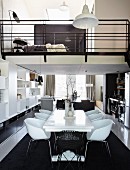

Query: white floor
left=110, top=117, right=130, bottom=150
left=97, top=107, right=130, bottom=150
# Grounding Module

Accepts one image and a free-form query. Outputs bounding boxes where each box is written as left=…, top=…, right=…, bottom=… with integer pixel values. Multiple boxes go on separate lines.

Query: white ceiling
left=23, top=0, right=94, bottom=20
left=20, top=63, right=130, bottom=75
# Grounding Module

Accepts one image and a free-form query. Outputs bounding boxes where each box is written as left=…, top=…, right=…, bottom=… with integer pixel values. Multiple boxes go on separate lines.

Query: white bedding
left=46, top=43, right=67, bottom=52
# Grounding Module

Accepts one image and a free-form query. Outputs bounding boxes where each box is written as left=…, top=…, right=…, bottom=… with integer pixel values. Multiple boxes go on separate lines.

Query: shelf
left=116, top=82, right=125, bottom=85
left=17, top=78, right=26, bottom=81
left=117, top=88, right=125, bottom=90
left=17, top=87, right=26, bottom=89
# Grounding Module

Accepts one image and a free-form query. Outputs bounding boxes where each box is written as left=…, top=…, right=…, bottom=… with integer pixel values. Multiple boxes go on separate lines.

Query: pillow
left=46, top=43, right=66, bottom=52
left=46, top=43, right=55, bottom=52
left=55, top=44, right=66, bottom=52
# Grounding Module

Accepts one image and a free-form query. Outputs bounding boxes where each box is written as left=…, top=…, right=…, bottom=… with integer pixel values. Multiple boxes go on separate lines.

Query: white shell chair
left=39, top=109, right=52, bottom=115
left=24, top=118, right=52, bottom=162
left=35, top=112, right=49, bottom=120
left=85, top=119, right=114, bottom=159
left=85, top=109, right=100, bottom=116
left=88, top=112, right=104, bottom=122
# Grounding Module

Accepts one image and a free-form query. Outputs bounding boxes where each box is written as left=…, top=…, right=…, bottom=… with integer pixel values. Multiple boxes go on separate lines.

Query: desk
left=43, top=110, right=94, bottom=132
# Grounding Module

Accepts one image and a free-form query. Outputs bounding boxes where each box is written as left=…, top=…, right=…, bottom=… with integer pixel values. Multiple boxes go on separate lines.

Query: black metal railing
left=0, top=19, right=129, bottom=57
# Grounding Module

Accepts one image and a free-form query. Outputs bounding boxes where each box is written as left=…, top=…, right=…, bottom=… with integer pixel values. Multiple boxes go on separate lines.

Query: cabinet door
left=17, top=99, right=26, bottom=113
left=0, top=76, right=6, bottom=89
left=8, top=63, right=17, bottom=117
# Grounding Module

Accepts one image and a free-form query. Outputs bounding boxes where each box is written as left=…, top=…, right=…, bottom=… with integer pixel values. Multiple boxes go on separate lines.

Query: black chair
left=56, top=99, right=65, bottom=109
left=55, top=131, right=85, bottom=170
left=73, top=102, right=83, bottom=110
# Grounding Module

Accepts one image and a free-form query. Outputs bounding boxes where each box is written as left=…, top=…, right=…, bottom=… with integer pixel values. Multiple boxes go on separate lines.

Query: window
left=76, top=75, right=86, bottom=98
left=55, top=75, right=86, bottom=99
left=55, top=75, right=66, bottom=98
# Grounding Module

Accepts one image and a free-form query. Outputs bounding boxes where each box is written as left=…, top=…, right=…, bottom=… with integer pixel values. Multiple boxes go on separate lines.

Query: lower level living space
left=0, top=102, right=130, bottom=170
left=0, top=43, right=130, bottom=170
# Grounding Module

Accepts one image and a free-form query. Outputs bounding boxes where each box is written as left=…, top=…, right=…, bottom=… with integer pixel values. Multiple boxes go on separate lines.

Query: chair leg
left=26, top=139, right=34, bottom=156
left=84, top=140, right=91, bottom=160
left=104, top=141, right=111, bottom=158
left=57, top=154, right=62, bottom=170
left=48, top=140, right=53, bottom=168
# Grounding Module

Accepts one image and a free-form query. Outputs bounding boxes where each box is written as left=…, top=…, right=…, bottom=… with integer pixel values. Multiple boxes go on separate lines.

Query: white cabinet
left=17, top=99, right=27, bottom=113
left=0, top=60, right=9, bottom=123
left=8, top=62, right=17, bottom=118
left=0, top=103, right=7, bottom=123
left=17, top=66, right=41, bottom=114
left=0, top=76, right=6, bottom=89
left=17, top=67, right=30, bottom=100
left=0, top=60, right=41, bottom=123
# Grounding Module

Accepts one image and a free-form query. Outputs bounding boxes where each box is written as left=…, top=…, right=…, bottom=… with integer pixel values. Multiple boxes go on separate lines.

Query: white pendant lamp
left=73, top=1, right=98, bottom=29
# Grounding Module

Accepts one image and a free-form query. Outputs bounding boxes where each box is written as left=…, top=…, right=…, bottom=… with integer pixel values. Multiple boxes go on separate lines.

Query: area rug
left=0, top=132, right=130, bottom=170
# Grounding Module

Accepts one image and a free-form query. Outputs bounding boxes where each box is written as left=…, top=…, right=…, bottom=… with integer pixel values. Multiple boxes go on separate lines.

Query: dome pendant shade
left=73, top=4, right=98, bottom=29
left=59, top=1, right=69, bottom=11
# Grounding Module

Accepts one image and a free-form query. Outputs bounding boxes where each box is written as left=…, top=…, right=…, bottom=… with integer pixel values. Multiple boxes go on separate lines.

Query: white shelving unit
left=0, top=59, right=42, bottom=123
left=17, top=66, right=41, bottom=114
left=0, top=59, right=9, bottom=123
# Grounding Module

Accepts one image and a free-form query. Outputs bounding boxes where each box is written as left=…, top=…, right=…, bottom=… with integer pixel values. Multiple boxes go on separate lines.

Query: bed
left=23, top=43, right=68, bottom=52
left=12, top=24, right=85, bottom=54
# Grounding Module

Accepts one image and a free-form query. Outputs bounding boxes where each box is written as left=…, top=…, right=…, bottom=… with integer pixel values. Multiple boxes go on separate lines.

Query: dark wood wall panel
left=34, top=24, right=86, bottom=52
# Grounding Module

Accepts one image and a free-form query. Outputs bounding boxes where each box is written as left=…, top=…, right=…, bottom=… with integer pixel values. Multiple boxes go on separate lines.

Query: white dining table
left=43, top=109, right=94, bottom=132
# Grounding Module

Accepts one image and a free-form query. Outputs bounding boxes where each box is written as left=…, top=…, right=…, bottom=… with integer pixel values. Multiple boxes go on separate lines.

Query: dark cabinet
left=34, top=24, right=86, bottom=52
left=109, top=98, right=125, bottom=122
left=103, top=73, right=125, bottom=115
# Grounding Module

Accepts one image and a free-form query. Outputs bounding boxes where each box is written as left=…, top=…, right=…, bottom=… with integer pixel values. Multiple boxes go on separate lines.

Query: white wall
left=2, top=0, right=34, bottom=50
left=95, top=0, right=130, bottom=19
left=94, top=0, right=130, bottom=54
left=95, top=75, right=103, bottom=100
left=3, top=0, right=30, bottom=19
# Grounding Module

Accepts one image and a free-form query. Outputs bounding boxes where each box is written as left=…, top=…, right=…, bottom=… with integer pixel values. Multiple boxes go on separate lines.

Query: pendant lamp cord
left=40, top=56, right=42, bottom=76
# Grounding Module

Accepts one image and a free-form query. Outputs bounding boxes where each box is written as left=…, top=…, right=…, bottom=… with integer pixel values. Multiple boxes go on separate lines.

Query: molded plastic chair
left=85, top=119, right=114, bottom=159
left=88, top=112, right=103, bottom=121
left=35, top=112, right=49, bottom=120
left=39, top=109, right=52, bottom=114
left=85, top=109, right=100, bottom=116
left=24, top=118, right=51, bottom=158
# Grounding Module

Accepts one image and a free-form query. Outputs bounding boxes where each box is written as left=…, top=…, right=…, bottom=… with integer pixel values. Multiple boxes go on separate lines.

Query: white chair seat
left=35, top=112, right=49, bottom=120
left=39, top=109, right=52, bottom=114
left=24, top=118, right=51, bottom=140
left=85, top=119, right=114, bottom=159
left=87, top=119, right=114, bottom=141
left=24, top=118, right=52, bottom=167
left=88, top=113, right=103, bottom=121
left=85, top=109, right=100, bottom=116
